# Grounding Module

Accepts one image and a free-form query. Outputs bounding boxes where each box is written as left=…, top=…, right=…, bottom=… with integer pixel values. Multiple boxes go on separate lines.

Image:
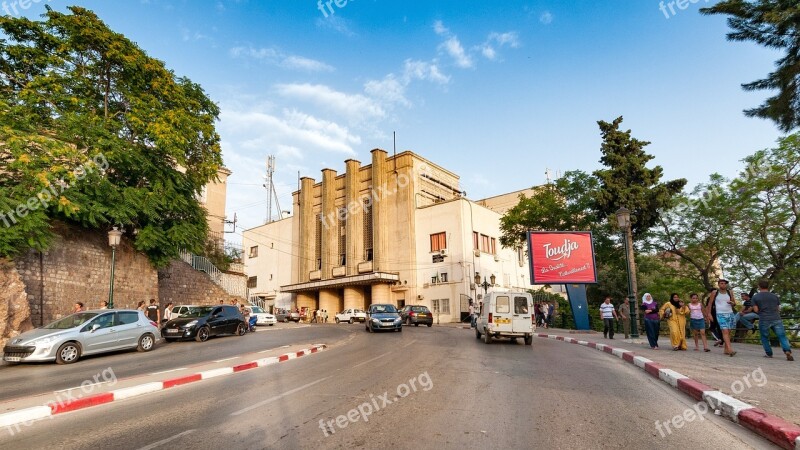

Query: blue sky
left=8, top=0, right=786, bottom=232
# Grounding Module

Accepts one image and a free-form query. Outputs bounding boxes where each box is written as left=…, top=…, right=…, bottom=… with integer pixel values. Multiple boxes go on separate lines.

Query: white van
left=475, top=292, right=534, bottom=345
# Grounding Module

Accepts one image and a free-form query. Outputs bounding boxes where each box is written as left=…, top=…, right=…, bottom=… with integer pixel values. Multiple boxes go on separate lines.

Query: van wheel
left=525, top=335, right=533, bottom=345
left=427, top=323, right=432, bottom=327
left=483, top=328, right=491, bottom=344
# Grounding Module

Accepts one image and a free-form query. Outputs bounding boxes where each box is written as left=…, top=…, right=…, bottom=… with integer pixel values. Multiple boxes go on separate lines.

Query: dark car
left=161, top=305, right=245, bottom=342
left=274, top=308, right=301, bottom=323
left=399, top=305, right=433, bottom=327
left=365, top=304, right=402, bottom=332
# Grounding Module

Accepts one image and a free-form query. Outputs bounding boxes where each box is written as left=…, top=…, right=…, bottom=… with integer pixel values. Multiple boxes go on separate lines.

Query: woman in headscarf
left=660, top=293, right=690, bottom=350
left=641, top=293, right=660, bottom=349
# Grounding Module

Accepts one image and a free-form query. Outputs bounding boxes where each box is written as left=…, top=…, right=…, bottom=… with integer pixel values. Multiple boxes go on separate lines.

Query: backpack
left=663, top=306, right=673, bottom=319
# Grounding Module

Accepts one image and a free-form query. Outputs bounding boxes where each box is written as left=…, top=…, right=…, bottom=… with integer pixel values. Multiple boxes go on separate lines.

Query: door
left=80, top=312, right=119, bottom=354
left=492, top=295, right=513, bottom=332
left=116, top=311, right=143, bottom=348
left=512, top=295, right=533, bottom=333
left=207, top=307, right=227, bottom=335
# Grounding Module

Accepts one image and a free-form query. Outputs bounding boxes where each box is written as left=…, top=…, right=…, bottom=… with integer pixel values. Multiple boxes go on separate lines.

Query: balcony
left=357, top=261, right=373, bottom=273
left=309, top=270, right=321, bottom=281
left=332, top=266, right=346, bottom=278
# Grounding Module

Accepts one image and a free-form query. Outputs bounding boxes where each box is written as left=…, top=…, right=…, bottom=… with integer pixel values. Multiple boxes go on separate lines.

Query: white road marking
left=54, top=381, right=109, bottom=393
left=230, top=377, right=330, bottom=416
left=212, top=357, right=238, bottom=363
left=351, top=352, right=390, bottom=369
left=402, top=340, right=417, bottom=348
left=149, top=368, right=186, bottom=375
left=136, top=429, right=196, bottom=450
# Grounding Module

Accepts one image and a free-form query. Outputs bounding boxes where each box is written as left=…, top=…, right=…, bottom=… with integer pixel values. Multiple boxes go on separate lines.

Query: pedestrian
left=734, top=292, right=759, bottom=334
left=145, top=298, right=161, bottom=323
left=323, top=309, right=328, bottom=323
left=240, top=304, right=251, bottom=331
left=599, top=296, right=618, bottom=339
left=618, top=298, right=631, bottom=339
left=136, top=300, right=145, bottom=311
left=546, top=302, right=555, bottom=328
left=72, top=302, right=85, bottom=313
left=219, top=300, right=224, bottom=305
left=660, top=293, right=689, bottom=351
left=99, top=300, right=108, bottom=310
left=705, top=279, right=737, bottom=357
left=163, top=302, right=174, bottom=323
left=688, top=293, right=710, bottom=352
left=469, top=303, right=476, bottom=328
left=641, top=293, right=660, bottom=350
left=312, top=309, right=318, bottom=323
left=752, top=279, right=793, bottom=361
left=542, top=303, right=549, bottom=328
left=704, top=293, right=723, bottom=347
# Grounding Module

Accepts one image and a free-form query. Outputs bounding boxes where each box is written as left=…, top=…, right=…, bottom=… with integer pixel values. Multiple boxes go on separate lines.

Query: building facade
left=243, top=150, right=541, bottom=322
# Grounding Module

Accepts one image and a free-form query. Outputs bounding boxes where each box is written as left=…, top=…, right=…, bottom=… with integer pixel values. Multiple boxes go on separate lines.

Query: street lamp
left=615, top=207, right=639, bottom=339
left=107, top=227, right=123, bottom=309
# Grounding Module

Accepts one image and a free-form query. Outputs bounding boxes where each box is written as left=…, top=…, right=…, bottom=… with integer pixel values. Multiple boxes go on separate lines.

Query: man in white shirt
left=600, top=296, right=619, bottom=339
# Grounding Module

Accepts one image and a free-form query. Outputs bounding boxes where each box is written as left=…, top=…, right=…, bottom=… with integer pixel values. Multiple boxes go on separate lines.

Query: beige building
left=243, top=150, right=541, bottom=322
left=200, top=167, right=232, bottom=248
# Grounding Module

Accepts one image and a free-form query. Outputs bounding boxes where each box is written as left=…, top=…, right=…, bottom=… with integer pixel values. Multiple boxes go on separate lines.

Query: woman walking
left=660, top=293, right=689, bottom=351
left=642, top=293, right=660, bottom=350
left=705, top=279, right=737, bottom=356
left=688, top=293, right=710, bottom=352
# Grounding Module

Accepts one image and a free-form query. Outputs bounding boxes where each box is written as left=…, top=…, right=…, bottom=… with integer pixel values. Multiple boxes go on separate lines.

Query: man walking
left=618, top=297, right=631, bottom=339
left=146, top=298, right=161, bottom=324
left=752, top=279, right=793, bottom=361
left=600, top=296, right=619, bottom=339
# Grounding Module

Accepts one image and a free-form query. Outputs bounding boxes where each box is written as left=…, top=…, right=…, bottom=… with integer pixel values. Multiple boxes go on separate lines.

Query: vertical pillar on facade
left=319, top=289, right=339, bottom=318
left=298, top=177, right=315, bottom=282
left=321, top=169, right=337, bottom=280
left=343, top=286, right=365, bottom=310
left=344, top=159, right=362, bottom=276
left=371, top=284, right=391, bottom=305
left=296, top=292, right=316, bottom=312
left=371, top=150, right=388, bottom=272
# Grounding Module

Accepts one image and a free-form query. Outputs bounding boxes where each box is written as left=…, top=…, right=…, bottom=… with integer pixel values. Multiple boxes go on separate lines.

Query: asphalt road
left=0, top=325, right=776, bottom=449
left=0, top=322, right=343, bottom=402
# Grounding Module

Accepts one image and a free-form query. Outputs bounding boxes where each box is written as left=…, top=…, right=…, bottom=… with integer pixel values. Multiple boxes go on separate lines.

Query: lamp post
left=107, top=227, right=123, bottom=309
left=615, top=207, right=639, bottom=338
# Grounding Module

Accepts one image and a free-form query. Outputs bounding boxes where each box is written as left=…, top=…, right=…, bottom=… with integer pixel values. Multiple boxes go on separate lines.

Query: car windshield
left=180, top=306, right=216, bottom=318
left=250, top=306, right=264, bottom=313
left=371, top=305, right=397, bottom=313
left=43, top=312, right=99, bottom=329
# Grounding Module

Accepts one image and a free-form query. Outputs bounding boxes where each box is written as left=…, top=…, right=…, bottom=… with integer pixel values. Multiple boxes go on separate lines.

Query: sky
left=6, top=0, right=787, bottom=235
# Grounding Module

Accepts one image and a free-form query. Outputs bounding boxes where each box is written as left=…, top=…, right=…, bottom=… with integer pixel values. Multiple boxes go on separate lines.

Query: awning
left=281, top=272, right=400, bottom=293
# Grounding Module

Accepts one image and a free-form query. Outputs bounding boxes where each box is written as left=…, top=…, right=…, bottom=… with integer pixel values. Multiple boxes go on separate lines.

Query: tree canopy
left=0, top=7, right=222, bottom=266
left=701, top=0, right=800, bottom=132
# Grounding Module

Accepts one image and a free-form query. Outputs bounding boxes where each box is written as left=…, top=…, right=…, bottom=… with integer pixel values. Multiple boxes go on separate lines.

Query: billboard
left=527, top=231, right=597, bottom=284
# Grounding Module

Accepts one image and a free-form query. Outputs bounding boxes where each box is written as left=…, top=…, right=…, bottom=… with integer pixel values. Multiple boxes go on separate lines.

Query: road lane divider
left=534, top=334, right=800, bottom=450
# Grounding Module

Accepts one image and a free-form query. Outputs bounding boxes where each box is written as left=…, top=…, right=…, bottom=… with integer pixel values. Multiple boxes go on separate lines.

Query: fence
left=178, top=249, right=249, bottom=299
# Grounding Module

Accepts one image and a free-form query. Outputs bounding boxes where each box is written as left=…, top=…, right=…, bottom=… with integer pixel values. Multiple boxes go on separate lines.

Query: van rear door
left=492, top=295, right=513, bottom=332
left=512, top=295, right=533, bottom=334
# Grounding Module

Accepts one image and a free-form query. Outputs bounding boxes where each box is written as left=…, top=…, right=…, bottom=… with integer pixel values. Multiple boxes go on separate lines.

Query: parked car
left=161, top=305, right=245, bottom=342
left=244, top=305, right=277, bottom=326
left=398, top=305, right=433, bottom=327
left=275, top=308, right=301, bottom=323
left=475, top=292, right=534, bottom=345
left=3, top=310, right=160, bottom=365
left=335, top=308, right=367, bottom=324
left=365, top=304, right=403, bottom=332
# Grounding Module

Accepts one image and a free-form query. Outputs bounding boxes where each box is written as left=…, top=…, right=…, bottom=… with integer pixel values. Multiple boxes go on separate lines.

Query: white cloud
left=315, top=16, right=356, bottom=37
left=229, top=47, right=334, bottom=72
left=433, top=20, right=449, bottom=36
left=365, top=75, right=410, bottom=108
left=489, top=32, right=520, bottom=48
left=275, top=83, right=386, bottom=123
left=439, top=36, right=474, bottom=69
left=481, top=45, right=496, bottom=60
left=402, top=59, right=449, bottom=85
left=540, top=11, right=554, bottom=25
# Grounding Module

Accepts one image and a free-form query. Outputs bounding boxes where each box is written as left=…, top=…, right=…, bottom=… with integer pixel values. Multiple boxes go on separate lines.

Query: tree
left=701, top=1, right=800, bottom=132
left=0, top=7, right=223, bottom=266
left=593, top=116, right=686, bottom=240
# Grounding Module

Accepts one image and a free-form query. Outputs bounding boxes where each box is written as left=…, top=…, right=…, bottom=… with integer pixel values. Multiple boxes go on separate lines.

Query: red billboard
left=527, top=231, right=597, bottom=284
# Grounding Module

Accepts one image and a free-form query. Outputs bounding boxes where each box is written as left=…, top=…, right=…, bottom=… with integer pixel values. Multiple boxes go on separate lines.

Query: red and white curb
left=536, top=334, right=800, bottom=450
left=0, top=344, right=327, bottom=430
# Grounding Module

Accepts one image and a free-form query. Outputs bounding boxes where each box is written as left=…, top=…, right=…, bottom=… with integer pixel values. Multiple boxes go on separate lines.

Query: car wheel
left=237, top=323, right=246, bottom=336
left=525, top=335, right=533, bottom=346
left=427, top=323, right=432, bottom=327
left=397, top=326, right=402, bottom=332
left=55, top=342, right=81, bottom=364
left=349, top=318, right=354, bottom=324
left=137, top=333, right=155, bottom=352
left=414, top=323, right=419, bottom=327
left=196, top=326, right=210, bottom=342
left=475, top=327, right=481, bottom=339
left=483, top=328, right=491, bottom=344
left=335, top=318, right=340, bottom=324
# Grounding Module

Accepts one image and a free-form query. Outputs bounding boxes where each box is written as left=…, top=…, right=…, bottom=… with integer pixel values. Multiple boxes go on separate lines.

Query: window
left=248, top=246, right=258, bottom=258
left=473, top=231, right=479, bottom=250
left=481, top=234, right=490, bottom=253
left=496, top=296, right=510, bottom=314
left=517, top=247, right=525, bottom=265
left=490, top=238, right=497, bottom=255
left=440, top=272, right=448, bottom=283
left=430, top=232, right=446, bottom=252
left=118, top=311, right=139, bottom=325
left=363, top=198, right=373, bottom=261
left=338, top=207, right=346, bottom=267
left=247, top=276, right=258, bottom=289
left=315, top=213, right=322, bottom=269
left=432, top=299, right=450, bottom=314
left=514, top=296, right=529, bottom=314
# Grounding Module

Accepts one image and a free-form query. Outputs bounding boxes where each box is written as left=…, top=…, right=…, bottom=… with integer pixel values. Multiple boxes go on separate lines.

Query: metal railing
left=179, top=250, right=249, bottom=299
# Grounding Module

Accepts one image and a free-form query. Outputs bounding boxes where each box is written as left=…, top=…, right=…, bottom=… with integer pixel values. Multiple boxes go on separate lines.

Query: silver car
left=3, top=309, right=161, bottom=364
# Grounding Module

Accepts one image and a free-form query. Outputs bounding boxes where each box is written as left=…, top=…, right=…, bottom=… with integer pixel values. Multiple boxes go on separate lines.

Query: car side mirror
left=91, top=323, right=101, bottom=332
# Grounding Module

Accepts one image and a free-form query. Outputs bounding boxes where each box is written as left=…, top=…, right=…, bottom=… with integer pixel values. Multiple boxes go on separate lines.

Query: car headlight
left=32, top=337, right=54, bottom=346
left=184, top=320, right=198, bottom=328
left=394, top=317, right=402, bottom=322
left=372, top=318, right=380, bottom=323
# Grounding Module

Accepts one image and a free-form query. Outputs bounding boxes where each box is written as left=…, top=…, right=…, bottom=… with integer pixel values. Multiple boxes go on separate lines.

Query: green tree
left=593, top=116, right=686, bottom=240
left=701, top=0, right=800, bottom=132
left=0, top=7, right=222, bottom=266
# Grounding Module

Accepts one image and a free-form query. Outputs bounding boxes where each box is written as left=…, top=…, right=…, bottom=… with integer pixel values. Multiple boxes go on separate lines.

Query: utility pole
left=263, top=155, right=282, bottom=223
